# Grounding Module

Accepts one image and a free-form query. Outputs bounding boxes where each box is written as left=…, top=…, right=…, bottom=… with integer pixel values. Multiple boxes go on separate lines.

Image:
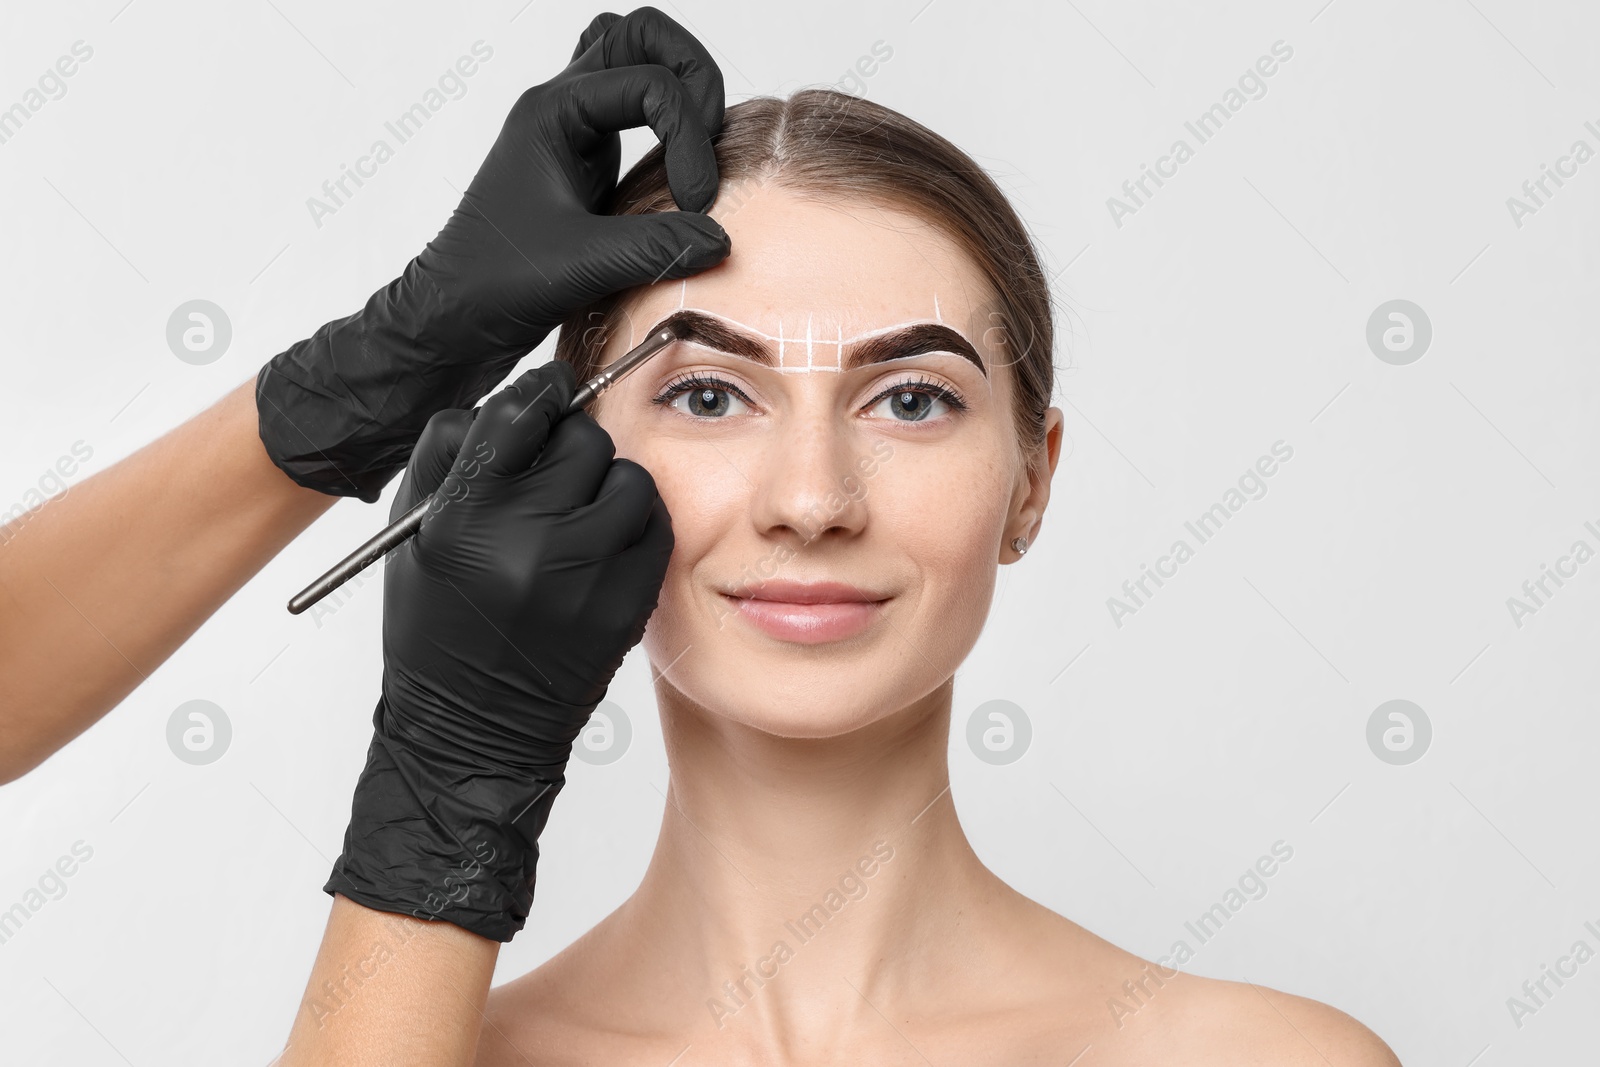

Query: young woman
left=454, top=89, right=1403, bottom=1065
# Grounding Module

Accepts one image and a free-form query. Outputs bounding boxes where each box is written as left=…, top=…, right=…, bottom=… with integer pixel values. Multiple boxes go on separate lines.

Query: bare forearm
left=0, top=378, right=337, bottom=781
left=277, top=895, right=497, bottom=1066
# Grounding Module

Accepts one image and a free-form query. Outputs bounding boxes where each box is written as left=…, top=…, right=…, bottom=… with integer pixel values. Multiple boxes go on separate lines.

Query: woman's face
left=591, top=182, right=1058, bottom=738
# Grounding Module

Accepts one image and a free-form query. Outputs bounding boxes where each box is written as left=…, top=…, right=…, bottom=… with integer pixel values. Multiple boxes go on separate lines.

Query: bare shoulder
left=1005, top=905, right=1399, bottom=1064
left=472, top=918, right=684, bottom=1067
left=1133, top=970, right=1402, bottom=1065
left=474, top=968, right=557, bottom=1067
left=473, top=934, right=615, bottom=1067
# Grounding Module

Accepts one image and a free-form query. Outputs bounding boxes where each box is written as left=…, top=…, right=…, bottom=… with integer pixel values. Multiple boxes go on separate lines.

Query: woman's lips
left=720, top=583, right=889, bottom=644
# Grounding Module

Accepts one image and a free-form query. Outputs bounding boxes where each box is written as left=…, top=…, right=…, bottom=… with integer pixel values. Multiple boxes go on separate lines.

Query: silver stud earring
left=1011, top=536, right=1029, bottom=556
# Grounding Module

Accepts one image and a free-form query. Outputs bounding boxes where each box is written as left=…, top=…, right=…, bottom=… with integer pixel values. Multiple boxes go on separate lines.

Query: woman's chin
left=661, top=670, right=887, bottom=738
left=643, top=651, right=905, bottom=741
left=721, top=699, right=885, bottom=740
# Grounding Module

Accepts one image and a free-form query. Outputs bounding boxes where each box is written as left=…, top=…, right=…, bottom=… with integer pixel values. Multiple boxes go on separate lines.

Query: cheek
left=647, top=442, right=752, bottom=538
left=878, top=434, right=1015, bottom=586
left=604, top=413, right=742, bottom=527
left=631, top=440, right=748, bottom=627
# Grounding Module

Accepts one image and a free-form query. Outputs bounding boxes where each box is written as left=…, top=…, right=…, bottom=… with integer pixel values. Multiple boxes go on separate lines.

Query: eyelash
left=649, top=371, right=969, bottom=423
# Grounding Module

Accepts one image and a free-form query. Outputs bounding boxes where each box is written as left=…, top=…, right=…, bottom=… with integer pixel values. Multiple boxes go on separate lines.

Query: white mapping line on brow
left=661, top=282, right=990, bottom=389
left=665, top=304, right=983, bottom=375
left=674, top=279, right=977, bottom=351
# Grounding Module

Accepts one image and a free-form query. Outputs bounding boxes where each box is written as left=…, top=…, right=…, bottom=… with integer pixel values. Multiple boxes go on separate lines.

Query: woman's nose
left=746, top=418, right=872, bottom=546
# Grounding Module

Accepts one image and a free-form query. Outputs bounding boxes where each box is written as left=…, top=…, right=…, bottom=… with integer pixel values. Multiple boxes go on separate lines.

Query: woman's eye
left=657, top=377, right=752, bottom=418
left=865, top=381, right=965, bottom=423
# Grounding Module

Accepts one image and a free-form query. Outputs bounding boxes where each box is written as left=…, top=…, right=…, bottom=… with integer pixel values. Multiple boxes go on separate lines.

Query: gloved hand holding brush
left=323, top=359, right=674, bottom=941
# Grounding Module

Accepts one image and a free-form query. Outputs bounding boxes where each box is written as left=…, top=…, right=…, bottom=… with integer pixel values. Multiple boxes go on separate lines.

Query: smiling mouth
left=728, top=579, right=890, bottom=604
left=719, top=580, right=891, bottom=645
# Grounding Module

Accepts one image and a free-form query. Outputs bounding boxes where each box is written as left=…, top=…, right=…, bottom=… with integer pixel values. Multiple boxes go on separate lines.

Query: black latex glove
left=257, top=7, right=728, bottom=502
left=323, top=360, right=674, bottom=940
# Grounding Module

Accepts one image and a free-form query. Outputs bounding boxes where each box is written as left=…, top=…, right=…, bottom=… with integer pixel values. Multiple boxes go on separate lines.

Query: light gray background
left=2, top=1, right=1596, bottom=1063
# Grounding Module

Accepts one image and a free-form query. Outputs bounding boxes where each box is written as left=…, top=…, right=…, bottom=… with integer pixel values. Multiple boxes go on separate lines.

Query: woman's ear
left=1006, top=407, right=1064, bottom=561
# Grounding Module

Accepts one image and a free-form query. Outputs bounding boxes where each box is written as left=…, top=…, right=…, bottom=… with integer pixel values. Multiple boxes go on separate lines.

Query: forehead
left=623, top=183, right=995, bottom=341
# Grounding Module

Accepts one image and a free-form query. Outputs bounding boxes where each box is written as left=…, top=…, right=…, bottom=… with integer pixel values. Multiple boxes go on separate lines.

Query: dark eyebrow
left=850, top=323, right=987, bottom=378
left=649, top=309, right=987, bottom=378
left=655, top=310, right=771, bottom=362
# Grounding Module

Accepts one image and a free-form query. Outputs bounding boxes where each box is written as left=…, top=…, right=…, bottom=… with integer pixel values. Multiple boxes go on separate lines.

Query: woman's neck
left=592, top=674, right=1020, bottom=1044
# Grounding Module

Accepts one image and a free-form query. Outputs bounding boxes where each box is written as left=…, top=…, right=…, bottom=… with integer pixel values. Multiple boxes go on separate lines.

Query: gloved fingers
left=562, top=63, right=718, bottom=212
left=596, top=492, right=676, bottom=640
left=519, top=411, right=618, bottom=514
left=390, top=407, right=475, bottom=523
left=586, top=209, right=730, bottom=293
left=453, top=362, right=578, bottom=481
left=637, top=491, right=676, bottom=571
left=564, top=6, right=725, bottom=144
left=575, top=457, right=672, bottom=559
left=570, top=11, right=624, bottom=62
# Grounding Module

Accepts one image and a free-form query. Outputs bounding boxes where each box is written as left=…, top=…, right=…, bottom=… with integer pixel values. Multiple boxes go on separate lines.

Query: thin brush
left=287, top=324, right=679, bottom=615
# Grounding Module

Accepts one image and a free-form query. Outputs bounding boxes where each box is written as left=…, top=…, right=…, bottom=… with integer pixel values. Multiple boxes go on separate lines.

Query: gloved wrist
left=323, top=696, right=571, bottom=942
left=255, top=258, right=533, bottom=502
